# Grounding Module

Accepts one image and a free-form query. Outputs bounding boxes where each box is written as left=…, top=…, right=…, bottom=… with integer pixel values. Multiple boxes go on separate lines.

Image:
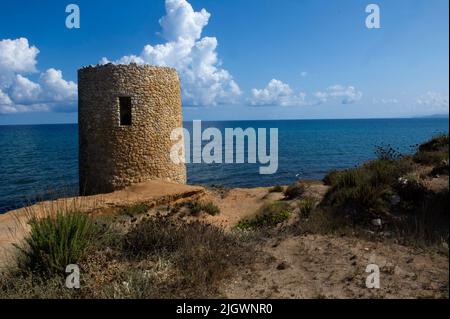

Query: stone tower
left=78, top=63, right=186, bottom=195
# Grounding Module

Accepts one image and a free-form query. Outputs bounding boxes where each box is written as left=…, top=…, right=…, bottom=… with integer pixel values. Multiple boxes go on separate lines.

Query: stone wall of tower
left=78, top=64, right=186, bottom=195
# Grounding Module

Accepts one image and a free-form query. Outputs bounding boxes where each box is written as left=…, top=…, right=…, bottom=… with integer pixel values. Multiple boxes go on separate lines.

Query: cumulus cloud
left=315, top=85, right=363, bottom=105
left=0, top=38, right=39, bottom=76
left=249, top=80, right=362, bottom=107
left=249, top=79, right=307, bottom=106
left=0, top=38, right=77, bottom=114
left=102, top=0, right=241, bottom=106
left=416, top=91, right=449, bottom=110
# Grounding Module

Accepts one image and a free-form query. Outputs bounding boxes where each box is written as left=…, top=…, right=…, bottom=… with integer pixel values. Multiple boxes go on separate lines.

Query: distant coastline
left=0, top=114, right=448, bottom=127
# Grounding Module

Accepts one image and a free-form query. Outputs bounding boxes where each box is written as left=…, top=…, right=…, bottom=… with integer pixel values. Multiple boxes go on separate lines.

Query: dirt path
left=223, top=234, right=449, bottom=299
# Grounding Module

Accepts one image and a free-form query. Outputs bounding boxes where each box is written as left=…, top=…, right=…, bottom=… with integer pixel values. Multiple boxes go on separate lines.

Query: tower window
left=119, top=96, right=132, bottom=126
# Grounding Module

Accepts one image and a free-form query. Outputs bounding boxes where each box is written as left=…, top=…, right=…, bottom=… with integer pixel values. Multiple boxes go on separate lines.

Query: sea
left=0, top=118, right=448, bottom=213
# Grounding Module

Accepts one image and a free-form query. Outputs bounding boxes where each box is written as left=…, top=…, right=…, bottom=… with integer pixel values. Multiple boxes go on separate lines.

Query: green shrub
left=418, top=134, right=449, bottom=152
left=335, top=169, right=368, bottom=189
left=414, top=134, right=449, bottom=166
left=237, top=202, right=291, bottom=230
left=200, top=202, right=221, bottom=216
left=122, top=218, right=246, bottom=297
left=122, top=218, right=182, bottom=256
left=118, top=203, right=149, bottom=217
left=269, top=185, right=284, bottom=193
left=297, top=197, right=317, bottom=218
left=186, top=201, right=220, bottom=216
left=323, top=170, right=342, bottom=186
left=413, top=150, right=448, bottom=166
left=284, top=182, right=306, bottom=199
left=17, top=212, right=101, bottom=275
left=363, top=158, right=412, bottom=186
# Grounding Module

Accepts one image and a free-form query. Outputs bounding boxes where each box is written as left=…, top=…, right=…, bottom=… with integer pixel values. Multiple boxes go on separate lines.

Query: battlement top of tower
left=78, top=63, right=177, bottom=74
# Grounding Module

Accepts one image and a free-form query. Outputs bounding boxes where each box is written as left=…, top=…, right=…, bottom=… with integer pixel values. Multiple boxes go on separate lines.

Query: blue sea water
left=0, top=118, right=448, bottom=213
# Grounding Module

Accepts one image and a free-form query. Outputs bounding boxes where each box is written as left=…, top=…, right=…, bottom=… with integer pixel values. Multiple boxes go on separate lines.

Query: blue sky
left=0, top=0, right=448, bottom=125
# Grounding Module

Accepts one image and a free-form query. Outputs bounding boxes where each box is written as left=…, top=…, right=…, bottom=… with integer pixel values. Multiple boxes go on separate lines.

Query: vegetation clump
left=186, top=201, right=221, bottom=216
left=16, top=211, right=102, bottom=275
left=237, top=201, right=291, bottom=230
left=318, top=135, right=449, bottom=243
left=284, top=182, right=306, bottom=199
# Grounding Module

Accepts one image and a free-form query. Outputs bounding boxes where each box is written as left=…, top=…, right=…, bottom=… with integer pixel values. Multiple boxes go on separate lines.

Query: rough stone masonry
left=78, top=63, right=186, bottom=195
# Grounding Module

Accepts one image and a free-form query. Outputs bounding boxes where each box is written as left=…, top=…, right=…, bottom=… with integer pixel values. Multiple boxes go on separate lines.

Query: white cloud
left=416, top=91, right=449, bottom=110
left=314, top=85, right=363, bottom=104
left=10, top=74, right=41, bottom=104
left=102, top=0, right=241, bottom=106
left=249, top=79, right=307, bottom=107
left=0, top=39, right=77, bottom=114
left=0, top=38, right=39, bottom=76
left=39, top=68, right=77, bottom=103
left=249, top=80, right=362, bottom=107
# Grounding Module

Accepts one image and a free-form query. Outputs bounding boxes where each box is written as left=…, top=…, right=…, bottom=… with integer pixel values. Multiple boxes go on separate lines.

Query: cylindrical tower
left=78, top=63, right=186, bottom=195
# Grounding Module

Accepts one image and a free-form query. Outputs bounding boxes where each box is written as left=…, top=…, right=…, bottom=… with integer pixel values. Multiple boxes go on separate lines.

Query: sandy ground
left=0, top=180, right=204, bottom=270
left=0, top=180, right=448, bottom=298
left=196, top=182, right=449, bottom=299
left=222, top=234, right=448, bottom=299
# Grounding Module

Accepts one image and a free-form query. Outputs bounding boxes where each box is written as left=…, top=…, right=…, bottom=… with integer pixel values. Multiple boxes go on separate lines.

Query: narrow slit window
left=119, top=96, right=132, bottom=126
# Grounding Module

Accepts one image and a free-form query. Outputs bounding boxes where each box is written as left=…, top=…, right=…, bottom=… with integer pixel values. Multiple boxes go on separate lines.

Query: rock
left=276, top=262, right=289, bottom=270
left=394, top=265, right=416, bottom=279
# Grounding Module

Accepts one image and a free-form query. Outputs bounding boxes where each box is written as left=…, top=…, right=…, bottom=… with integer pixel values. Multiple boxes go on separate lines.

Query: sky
left=0, top=0, right=448, bottom=125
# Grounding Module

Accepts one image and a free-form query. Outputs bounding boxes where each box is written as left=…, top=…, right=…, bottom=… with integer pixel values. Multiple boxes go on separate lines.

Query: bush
left=297, top=197, right=318, bottom=218
left=413, top=150, right=448, bottom=166
left=200, top=202, right=221, bottom=216
left=16, top=212, right=101, bottom=275
left=186, top=201, right=220, bottom=216
left=418, top=134, right=449, bottom=153
left=237, top=201, right=291, bottom=230
left=284, top=182, right=306, bottom=199
left=119, top=203, right=149, bottom=217
left=363, top=158, right=412, bottom=186
left=323, top=170, right=342, bottom=186
left=414, top=134, right=449, bottom=166
left=122, top=218, right=181, bottom=256
left=122, top=218, right=246, bottom=297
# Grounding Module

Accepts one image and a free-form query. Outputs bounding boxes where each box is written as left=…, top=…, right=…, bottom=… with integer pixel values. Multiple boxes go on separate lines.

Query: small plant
left=414, top=134, right=449, bottom=166
left=323, top=170, right=342, bottom=186
left=418, top=134, right=449, bottom=153
left=375, top=144, right=403, bottom=161
left=201, top=202, right=221, bottom=216
left=284, top=182, right=306, bottom=199
left=119, top=203, right=149, bottom=217
left=269, top=185, right=284, bottom=193
left=297, top=197, right=317, bottom=218
left=186, top=201, right=220, bottom=216
left=237, top=202, right=291, bottom=230
left=17, top=211, right=101, bottom=275
left=122, top=217, right=247, bottom=297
